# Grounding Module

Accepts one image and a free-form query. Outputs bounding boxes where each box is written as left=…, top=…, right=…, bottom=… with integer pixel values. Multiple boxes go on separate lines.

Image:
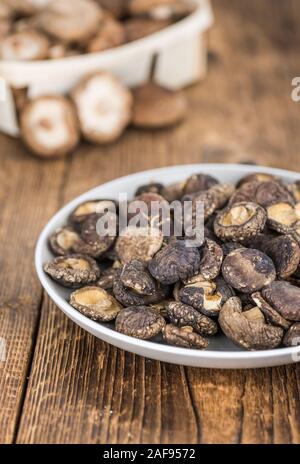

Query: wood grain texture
left=0, top=0, right=300, bottom=444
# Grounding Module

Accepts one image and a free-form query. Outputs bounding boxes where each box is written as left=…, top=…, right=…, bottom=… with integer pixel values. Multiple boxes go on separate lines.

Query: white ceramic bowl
left=35, top=164, right=300, bottom=369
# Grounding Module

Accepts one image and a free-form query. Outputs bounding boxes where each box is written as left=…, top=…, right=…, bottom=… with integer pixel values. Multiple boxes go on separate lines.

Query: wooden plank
left=0, top=137, right=68, bottom=443
left=15, top=0, right=300, bottom=444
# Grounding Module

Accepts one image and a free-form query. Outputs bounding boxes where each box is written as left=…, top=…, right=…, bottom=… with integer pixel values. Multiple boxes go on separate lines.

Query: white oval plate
left=35, top=164, right=300, bottom=369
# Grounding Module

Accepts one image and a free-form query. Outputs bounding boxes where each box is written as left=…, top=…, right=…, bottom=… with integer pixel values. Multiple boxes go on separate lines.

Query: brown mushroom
left=166, top=301, right=217, bottom=336
left=69, top=199, right=116, bottom=228
left=266, top=202, right=300, bottom=234
left=222, top=248, right=276, bottom=293
left=131, top=83, right=187, bottom=129
left=43, top=254, right=100, bottom=288
left=70, top=286, right=121, bottom=321
left=236, top=172, right=280, bottom=188
left=162, top=324, right=208, bottom=349
left=247, top=233, right=300, bottom=279
left=219, top=297, right=283, bottom=350
left=251, top=292, right=291, bottom=330
left=37, top=0, right=102, bottom=43
left=214, top=202, right=266, bottom=242
left=115, top=305, right=166, bottom=339
left=20, top=96, right=80, bottom=158
left=116, top=226, right=163, bottom=264
left=49, top=226, right=80, bottom=256
left=86, top=14, right=125, bottom=53
left=230, top=180, right=294, bottom=208
left=183, top=173, right=219, bottom=195
left=113, top=274, right=169, bottom=306
left=71, top=72, right=132, bottom=144
left=283, top=323, right=300, bottom=347
left=120, top=260, right=158, bottom=295
left=96, top=266, right=121, bottom=291
left=148, top=240, right=201, bottom=285
left=161, top=181, right=185, bottom=202
left=0, top=30, right=50, bottom=61
left=262, top=281, right=300, bottom=321
left=179, top=276, right=234, bottom=317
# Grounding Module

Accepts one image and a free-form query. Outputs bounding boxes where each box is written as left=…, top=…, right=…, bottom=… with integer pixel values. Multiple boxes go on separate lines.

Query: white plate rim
left=35, top=164, right=300, bottom=368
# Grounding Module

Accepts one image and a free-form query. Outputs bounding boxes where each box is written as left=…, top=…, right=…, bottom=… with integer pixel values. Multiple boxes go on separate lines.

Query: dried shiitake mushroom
left=179, top=277, right=234, bottom=317
left=166, top=301, right=217, bottom=336
left=283, top=323, right=300, bottom=347
left=0, top=31, right=50, bottom=61
left=149, top=240, right=201, bottom=285
left=49, top=226, right=80, bottom=256
left=37, top=0, right=102, bottom=43
left=236, top=172, right=280, bottom=188
left=20, top=96, right=80, bottom=158
left=183, top=173, right=219, bottom=195
left=219, top=297, right=283, bottom=350
left=73, top=212, right=116, bottom=258
left=127, top=192, right=171, bottom=231
left=214, top=202, right=266, bottom=242
left=248, top=234, right=300, bottom=279
left=198, top=239, right=223, bottom=281
left=86, top=15, right=125, bottom=53
left=131, top=83, right=187, bottom=129
left=116, top=226, right=163, bottom=264
left=96, top=265, right=121, bottom=291
left=71, top=72, right=132, bottom=144
left=266, top=202, right=300, bottom=234
left=162, top=324, right=208, bottom=349
left=120, top=260, right=157, bottom=295
left=69, top=199, right=116, bottom=227
left=124, top=17, right=170, bottom=42
left=135, top=182, right=164, bottom=197
left=222, top=248, right=276, bottom=293
left=113, top=275, right=169, bottom=306
left=230, top=180, right=294, bottom=208
left=251, top=292, right=291, bottom=330
left=262, top=281, right=300, bottom=321
left=43, top=254, right=100, bottom=288
left=115, top=305, right=166, bottom=339
left=70, top=286, right=121, bottom=321
left=161, top=181, right=185, bottom=202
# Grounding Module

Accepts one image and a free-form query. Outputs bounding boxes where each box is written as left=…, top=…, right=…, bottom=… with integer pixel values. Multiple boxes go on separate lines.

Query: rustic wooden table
left=1, top=0, right=300, bottom=444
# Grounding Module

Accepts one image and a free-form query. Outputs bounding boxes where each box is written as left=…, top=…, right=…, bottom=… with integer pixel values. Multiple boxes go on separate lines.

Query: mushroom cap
left=37, top=0, right=103, bottom=43
left=20, top=95, right=80, bottom=158
left=115, top=305, right=166, bottom=339
left=0, top=30, right=50, bottom=61
left=262, top=281, right=300, bottom=321
left=222, top=248, right=276, bottom=293
left=70, top=286, right=121, bottom=321
left=131, top=83, right=187, bottom=129
left=219, top=297, right=283, bottom=350
left=71, top=72, right=133, bottom=144
left=214, top=202, right=267, bottom=242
